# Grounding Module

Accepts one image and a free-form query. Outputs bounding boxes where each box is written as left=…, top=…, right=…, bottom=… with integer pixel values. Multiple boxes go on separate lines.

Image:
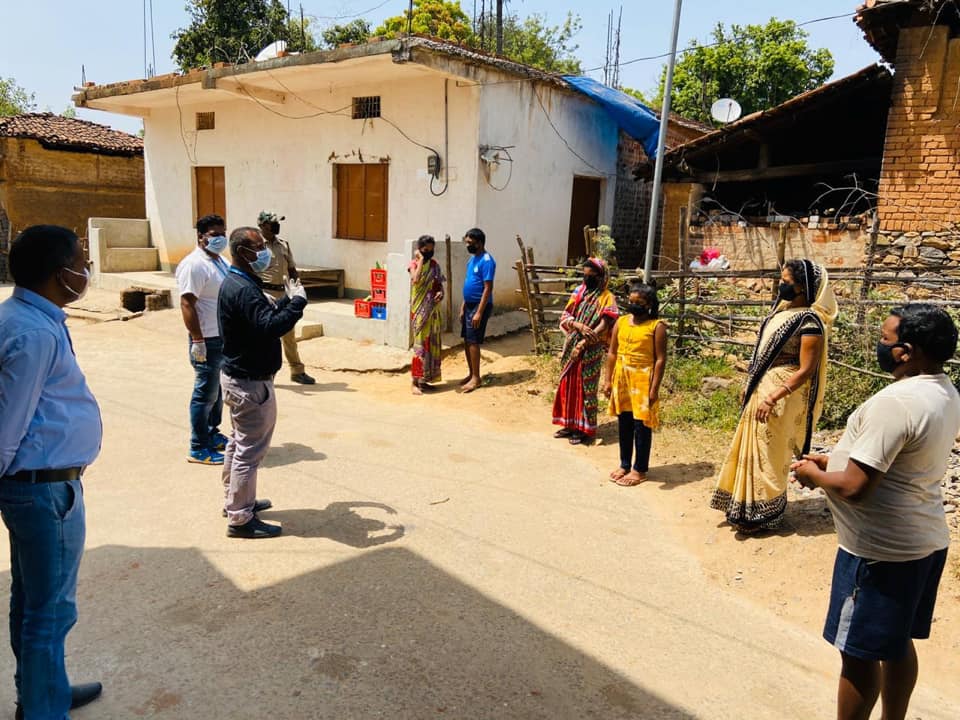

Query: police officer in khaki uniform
left=256, top=211, right=315, bottom=384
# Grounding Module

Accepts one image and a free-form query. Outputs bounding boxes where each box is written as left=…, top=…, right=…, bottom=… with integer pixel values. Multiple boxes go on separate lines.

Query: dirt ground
left=1, top=293, right=958, bottom=719
left=455, top=332, right=960, bottom=686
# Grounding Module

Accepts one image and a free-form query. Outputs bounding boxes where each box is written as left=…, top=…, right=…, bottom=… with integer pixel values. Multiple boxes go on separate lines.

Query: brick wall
left=879, top=25, right=960, bottom=232
left=611, top=133, right=652, bottom=268
left=689, top=223, right=867, bottom=271
left=0, top=138, right=144, bottom=276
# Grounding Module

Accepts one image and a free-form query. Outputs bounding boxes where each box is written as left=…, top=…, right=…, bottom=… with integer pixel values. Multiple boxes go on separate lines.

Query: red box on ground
left=371, top=286, right=386, bottom=302
left=354, top=299, right=372, bottom=318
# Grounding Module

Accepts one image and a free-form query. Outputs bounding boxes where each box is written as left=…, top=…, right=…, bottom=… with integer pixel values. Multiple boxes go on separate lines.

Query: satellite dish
left=255, top=40, right=287, bottom=62
left=711, top=98, right=742, bottom=124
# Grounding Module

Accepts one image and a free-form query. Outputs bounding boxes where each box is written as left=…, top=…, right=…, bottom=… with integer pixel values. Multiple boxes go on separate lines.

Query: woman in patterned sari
left=552, top=257, right=619, bottom=445
left=711, top=259, right=837, bottom=532
left=409, top=235, right=445, bottom=395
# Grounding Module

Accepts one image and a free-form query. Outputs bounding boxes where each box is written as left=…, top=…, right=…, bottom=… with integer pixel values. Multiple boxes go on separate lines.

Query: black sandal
left=554, top=428, right=573, bottom=438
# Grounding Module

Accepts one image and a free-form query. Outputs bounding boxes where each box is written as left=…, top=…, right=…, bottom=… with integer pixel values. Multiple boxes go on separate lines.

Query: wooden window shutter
left=335, top=163, right=388, bottom=241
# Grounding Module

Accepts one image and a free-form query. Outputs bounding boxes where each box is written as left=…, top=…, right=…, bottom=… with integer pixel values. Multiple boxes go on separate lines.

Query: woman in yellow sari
left=711, top=259, right=837, bottom=532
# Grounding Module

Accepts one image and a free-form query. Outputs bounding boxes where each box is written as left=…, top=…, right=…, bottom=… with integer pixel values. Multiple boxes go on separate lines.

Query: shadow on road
left=263, top=442, right=328, bottom=468
left=279, top=380, right=357, bottom=394
left=265, top=501, right=406, bottom=547
left=12, top=544, right=699, bottom=719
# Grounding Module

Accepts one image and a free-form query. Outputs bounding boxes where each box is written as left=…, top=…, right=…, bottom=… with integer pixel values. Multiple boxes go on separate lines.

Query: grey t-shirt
left=826, top=373, right=959, bottom=562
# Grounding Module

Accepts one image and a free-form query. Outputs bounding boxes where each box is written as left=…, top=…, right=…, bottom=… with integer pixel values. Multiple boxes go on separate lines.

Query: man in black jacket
left=218, top=226, right=307, bottom=538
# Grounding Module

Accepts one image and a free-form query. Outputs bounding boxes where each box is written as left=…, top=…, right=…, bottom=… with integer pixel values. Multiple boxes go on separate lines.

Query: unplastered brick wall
left=878, top=25, right=960, bottom=232
left=612, top=133, right=652, bottom=269
left=687, top=223, right=867, bottom=270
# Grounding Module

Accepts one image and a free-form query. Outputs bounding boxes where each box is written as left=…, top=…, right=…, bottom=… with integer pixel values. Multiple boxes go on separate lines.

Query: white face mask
left=60, top=266, right=90, bottom=301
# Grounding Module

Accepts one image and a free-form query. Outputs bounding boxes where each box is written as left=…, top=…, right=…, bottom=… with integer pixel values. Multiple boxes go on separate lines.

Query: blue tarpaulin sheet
left=562, top=75, right=662, bottom=158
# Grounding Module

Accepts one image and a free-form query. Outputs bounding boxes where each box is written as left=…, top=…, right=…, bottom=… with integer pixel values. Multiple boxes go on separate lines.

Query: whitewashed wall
left=475, top=79, right=619, bottom=306
left=143, top=70, right=481, bottom=295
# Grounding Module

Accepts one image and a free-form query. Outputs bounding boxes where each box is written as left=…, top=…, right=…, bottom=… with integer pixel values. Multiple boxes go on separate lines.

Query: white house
left=74, top=38, right=635, bottom=311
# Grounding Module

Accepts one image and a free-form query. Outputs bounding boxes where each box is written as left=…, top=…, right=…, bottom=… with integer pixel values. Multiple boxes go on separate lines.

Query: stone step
left=102, top=248, right=160, bottom=273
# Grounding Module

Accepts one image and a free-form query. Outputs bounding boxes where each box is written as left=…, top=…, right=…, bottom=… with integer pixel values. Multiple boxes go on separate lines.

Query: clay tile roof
left=0, top=112, right=143, bottom=157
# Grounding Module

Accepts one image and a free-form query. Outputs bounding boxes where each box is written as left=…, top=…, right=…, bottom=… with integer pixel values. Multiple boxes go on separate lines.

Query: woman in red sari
left=552, top=258, right=619, bottom=445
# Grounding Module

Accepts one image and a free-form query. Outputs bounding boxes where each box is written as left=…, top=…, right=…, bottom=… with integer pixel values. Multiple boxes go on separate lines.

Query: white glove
left=285, top=278, right=308, bottom=302
left=190, top=340, right=207, bottom=363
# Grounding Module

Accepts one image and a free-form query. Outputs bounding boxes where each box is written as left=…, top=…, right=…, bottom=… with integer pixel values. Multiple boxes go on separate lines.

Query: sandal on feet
left=615, top=471, right=646, bottom=486
left=569, top=434, right=594, bottom=446
left=609, top=468, right=628, bottom=482
left=554, top=428, right=573, bottom=438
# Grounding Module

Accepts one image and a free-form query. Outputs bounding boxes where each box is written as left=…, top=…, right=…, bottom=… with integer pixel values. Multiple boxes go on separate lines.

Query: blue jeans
left=189, top=336, right=225, bottom=452
left=0, top=479, right=85, bottom=720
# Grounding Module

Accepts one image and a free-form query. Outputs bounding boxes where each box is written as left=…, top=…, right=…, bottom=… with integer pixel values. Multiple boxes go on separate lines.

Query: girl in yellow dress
left=601, top=283, right=668, bottom=486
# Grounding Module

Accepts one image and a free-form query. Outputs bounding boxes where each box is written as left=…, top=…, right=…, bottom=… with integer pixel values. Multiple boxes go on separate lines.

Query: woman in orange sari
left=552, top=258, right=619, bottom=445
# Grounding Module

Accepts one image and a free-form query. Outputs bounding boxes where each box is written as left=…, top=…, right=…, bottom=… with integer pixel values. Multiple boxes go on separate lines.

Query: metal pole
left=642, top=0, right=683, bottom=283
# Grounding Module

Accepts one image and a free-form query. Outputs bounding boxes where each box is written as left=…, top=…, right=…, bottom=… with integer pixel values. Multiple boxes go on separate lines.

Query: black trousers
left=618, top=412, right=653, bottom=472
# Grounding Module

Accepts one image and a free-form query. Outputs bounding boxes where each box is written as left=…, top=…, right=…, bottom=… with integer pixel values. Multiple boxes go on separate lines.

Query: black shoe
left=227, top=517, right=282, bottom=539
left=16, top=682, right=103, bottom=719
left=222, top=498, right=273, bottom=518
left=291, top=372, right=316, bottom=384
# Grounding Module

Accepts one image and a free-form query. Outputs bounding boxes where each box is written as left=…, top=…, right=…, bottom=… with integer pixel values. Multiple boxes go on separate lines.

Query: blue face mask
left=247, top=246, right=273, bottom=273
left=205, top=235, right=227, bottom=254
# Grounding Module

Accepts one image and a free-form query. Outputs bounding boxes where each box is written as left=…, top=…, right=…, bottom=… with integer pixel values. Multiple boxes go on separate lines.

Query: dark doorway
left=567, top=176, right=602, bottom=262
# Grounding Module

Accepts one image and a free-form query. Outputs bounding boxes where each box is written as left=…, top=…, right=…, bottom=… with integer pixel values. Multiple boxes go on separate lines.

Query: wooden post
left=857, top=213, right=881, bottom=351
left=525, top=244, right=547, bottom=332
left=677, top=206, right=688, bottom=349
left=444, top=233, right=453, bottom=333
left=516, top=235, right=542, bottom=352
left=583, top=225, right=595, bottom=258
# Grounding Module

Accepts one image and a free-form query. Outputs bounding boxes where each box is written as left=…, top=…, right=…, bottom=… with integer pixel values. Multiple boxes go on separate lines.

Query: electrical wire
left=482, top=146, right=514, bottom=191
left=581, top=12, right=858, bottom=73
left=533, top=86, right=613, bottom=177
left=306, top=0, right=393, bottom=21
left=174, top=85, right=197, bottom=164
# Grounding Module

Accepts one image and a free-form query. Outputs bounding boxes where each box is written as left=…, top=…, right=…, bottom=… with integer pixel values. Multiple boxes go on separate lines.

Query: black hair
left=417, top=234, right=435, bottom=249
left=196, top=214, right=225, bottom=235
left=783, top=259, right=806, bottom=289
left=9, top=225, right=79, bottom=289
left=628, top=282, right=659, bottom=318
left=464, top=228, right=486, bottom=245
left=228, top=227, right=259, bottom=258
left=891, top=304, right=958, bottom=363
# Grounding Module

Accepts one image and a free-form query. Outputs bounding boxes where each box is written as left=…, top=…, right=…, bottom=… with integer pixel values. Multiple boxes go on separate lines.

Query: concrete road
left=0, top=306, right=956, bottom=719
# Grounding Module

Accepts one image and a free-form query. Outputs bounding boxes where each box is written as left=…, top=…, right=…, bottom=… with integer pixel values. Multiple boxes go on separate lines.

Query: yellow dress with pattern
left=608, top=316, right=662, bottom=430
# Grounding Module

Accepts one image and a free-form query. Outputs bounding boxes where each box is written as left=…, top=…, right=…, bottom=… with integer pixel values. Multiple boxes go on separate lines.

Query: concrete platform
left=91, top=272, right=529, bottom=352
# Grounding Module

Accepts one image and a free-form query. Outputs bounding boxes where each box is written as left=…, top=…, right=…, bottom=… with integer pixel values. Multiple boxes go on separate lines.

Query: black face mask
left=270, top=222, right=280, bottom=234
left=420, top=250, right=434, bottom=261
left=584, top=275, right=601, bottom=291
left=876, top=341, right=906, bottom=373
left=466, top=244, right=479, bottom=255
left=627, top=304, right=649, bottom=318
left=778, top=282, right=798, bottom=301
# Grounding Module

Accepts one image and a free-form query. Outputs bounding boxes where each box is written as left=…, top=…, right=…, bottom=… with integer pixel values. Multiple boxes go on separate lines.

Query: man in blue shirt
left=459, top=228, right=495, bottom=394
left=0, top=226, right=103, bottom=719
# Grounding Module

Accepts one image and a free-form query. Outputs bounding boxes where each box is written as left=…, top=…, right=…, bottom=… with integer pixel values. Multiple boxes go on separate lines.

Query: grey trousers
left=221, top=373, right=277, bottom=525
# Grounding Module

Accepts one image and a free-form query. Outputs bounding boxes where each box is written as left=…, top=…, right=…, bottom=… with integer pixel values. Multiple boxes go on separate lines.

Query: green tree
left=374, top=0, right=473, bottom=44
left=0, top=77, right=36, bottom=116
left=321, top=19, right=372, bottom=49
left=620, top=87, right=650, bottom=105
left=655, top=19, right=834, bottom=124
left=61, top=106, right=77, bottom=118
left=172, top=0, right=317, bottom=71
left=476, top=11, right=582, bottom=73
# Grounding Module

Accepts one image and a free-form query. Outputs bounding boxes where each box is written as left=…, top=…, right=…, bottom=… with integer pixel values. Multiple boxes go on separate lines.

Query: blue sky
left=0, top=0, right=881, bottom=135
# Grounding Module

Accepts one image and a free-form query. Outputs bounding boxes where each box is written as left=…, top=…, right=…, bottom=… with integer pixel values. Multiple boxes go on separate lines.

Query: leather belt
left=263, top=283, right=284, bottom=291
left=2, top=467, right=83, bottom=483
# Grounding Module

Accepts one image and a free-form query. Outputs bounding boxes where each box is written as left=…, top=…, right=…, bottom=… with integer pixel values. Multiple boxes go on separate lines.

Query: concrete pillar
left=385, top=246, right=412, bottom=349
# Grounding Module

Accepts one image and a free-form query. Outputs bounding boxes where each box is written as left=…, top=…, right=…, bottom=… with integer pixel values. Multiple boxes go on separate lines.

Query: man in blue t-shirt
left=459, top=227, right=495, bottom=393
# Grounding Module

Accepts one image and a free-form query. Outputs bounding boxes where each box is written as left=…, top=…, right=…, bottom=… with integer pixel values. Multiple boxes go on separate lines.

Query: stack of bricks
left=878, top=25, right=960, bottom=234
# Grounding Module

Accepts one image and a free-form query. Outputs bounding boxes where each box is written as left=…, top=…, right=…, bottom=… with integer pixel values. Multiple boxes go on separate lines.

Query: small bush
left=660, top=353, right=741, bottom=433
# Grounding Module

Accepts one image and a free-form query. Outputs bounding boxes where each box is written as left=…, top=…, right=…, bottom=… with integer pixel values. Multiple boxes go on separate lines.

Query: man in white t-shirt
left=176, top=214, right=231, bottom=465
left=792, top=303, right=960, bottom=720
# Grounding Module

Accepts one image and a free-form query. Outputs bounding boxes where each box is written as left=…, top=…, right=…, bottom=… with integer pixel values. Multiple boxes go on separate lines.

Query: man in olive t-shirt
left=793, top=304, right=960, bottom=720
